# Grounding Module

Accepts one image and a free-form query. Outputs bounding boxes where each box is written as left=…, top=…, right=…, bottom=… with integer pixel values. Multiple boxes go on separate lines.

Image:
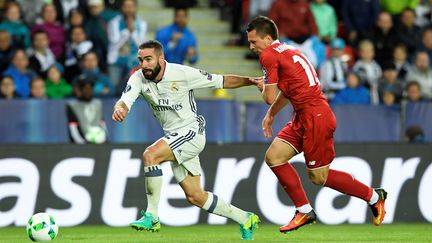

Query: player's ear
left=264, top=35, right=273, bottom=45
left=158, top=53, right=164, bottom=63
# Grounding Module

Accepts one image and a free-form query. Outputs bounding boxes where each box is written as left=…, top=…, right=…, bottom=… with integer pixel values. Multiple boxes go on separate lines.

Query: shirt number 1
left=293, top=54, right=320, bottom=87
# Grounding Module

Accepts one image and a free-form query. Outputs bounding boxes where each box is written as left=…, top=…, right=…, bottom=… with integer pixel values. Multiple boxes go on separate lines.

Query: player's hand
left=262, top=111, right=274, bottom=138
left=112, top=108, right=127, bottom=122
left=249, top=76, right=264, bottom=92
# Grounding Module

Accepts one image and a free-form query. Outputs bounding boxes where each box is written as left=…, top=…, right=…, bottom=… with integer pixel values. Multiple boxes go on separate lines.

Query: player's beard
left=142, top=62, right=161, bottom=81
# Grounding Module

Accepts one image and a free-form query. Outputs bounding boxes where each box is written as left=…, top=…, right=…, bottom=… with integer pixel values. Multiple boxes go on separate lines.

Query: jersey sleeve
left=260, top=51, right=279, bottom=85
left=183, top=65, right=224, bottom=89
left=119, top=71, right=142, bottom=111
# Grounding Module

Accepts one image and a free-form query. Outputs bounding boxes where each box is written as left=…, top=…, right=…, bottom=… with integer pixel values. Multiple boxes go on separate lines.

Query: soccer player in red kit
left=246, top=16, right=388, bottom=233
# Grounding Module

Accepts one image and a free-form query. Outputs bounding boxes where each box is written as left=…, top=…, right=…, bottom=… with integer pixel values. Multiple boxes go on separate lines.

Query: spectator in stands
left=342, top=0, right=380, bottom=46
left=397, top=8, right=421, bottom=57
left=52, top=0, right=87, bottom=24
left=107, top=0, right=147, bottom=95
left=64, top=26, right=93, bottom=82
left=84, top=0, right=119, bottom=71
left=268, top=0, right=318, bottom=43
left=393, top=44, right=411, bottom=80
left=28, top=30, right=56, bottom=79
left=362, top=11, right=401, bottom=66
left=352, top=39, right=382, bottom=104
left=332, top=72, right=370, bottom=105
left=0, top=30, right=15, bottom=74
left=268, top=0, right=325, bottom=68
left=405, top=126, right=425, bottom=143
left=380, top=0, right=419, bottom=22
left=2, top=49, right=36, bottom=98
left=66, top=9, right=85, bottom=38
left=156, top=7, right=198, bottom=65
left=105, top=0, right=122, bottom=11
left=406, top=51, right=432, bottom=99
left=16, top=0, right=45, bottom=26
left=381, top=87, right=397, bottom=106
left=0, top=75, right=19, bottom=99
left=0, top=2, right=30, bottom=49
left=310, top=0, right=337, bottom=44
left=29, top=76, right=47, bottom=99
left=31, top=4, right=66, bottom=60
left=378, top=62, right=404, bottom=103
left=417, top=27, right=432, bottom=66
left=45, top=64, right=73, bottom=99
left=319, top=37, right=347, bottom=100
left=79, top=51, right=114, bottom=97
left=405, top=80, right=424, bottom=102
left=415, top=0, right=432, bottom=28
left=67, top=75, right=107, bottom=144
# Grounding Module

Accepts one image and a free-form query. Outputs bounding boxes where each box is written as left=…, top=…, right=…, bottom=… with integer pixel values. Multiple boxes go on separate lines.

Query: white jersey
left=120, top=62, right=224, bottom=133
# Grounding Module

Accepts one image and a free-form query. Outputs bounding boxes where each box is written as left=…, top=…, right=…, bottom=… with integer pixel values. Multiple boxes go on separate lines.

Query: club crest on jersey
left=123, top=84, right=131, bottom=93
left=199, top=69, right=213, bottom=81
left=171, top=82, right=179, bottom=92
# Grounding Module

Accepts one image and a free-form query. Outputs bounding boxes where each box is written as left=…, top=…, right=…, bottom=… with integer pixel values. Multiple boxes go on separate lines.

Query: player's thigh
left=302, top=108, right=336, bottom=169
left=265, top=138, right=298, bottom=166
left=143, top=138, right=176, bottom=165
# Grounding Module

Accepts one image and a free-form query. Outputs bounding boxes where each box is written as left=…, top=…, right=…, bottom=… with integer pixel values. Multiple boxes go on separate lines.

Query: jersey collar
left=271, top=40, right=280, bottom=45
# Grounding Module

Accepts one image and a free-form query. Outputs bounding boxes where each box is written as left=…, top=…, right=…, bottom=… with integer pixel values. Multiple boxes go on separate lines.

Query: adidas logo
left=308, top=161, right=316, bottom=166
left=144, top=88, right=151, bottom=93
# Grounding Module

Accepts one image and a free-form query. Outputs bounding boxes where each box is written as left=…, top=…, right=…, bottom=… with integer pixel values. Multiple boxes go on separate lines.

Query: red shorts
left=276, top=105, right=337, bottom=169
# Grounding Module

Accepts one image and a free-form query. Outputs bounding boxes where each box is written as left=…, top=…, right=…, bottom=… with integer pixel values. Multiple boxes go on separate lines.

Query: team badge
left=171, top=82, right=179, bottom=92
left=199, top=69, right=213, bottom=81
left=123, top=84, right=131, bottom=93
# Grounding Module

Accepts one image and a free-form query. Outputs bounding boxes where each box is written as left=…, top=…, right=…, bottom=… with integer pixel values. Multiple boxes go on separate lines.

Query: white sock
left=297, top=204, right=313, bottom=214
left=144, top=165, right=163, bottom=219
left=368, top=190, right=379, bottom=205
left=202, top=192, right=249, bottom=224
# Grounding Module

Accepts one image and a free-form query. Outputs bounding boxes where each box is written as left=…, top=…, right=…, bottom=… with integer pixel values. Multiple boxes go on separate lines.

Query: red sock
left=324, top=169, right=373, bottom=202
left=270, top=163, right=310, bottom=207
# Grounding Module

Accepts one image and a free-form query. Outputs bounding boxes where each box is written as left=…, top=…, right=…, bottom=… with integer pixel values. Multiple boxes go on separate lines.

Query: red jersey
left=260, top=41, right=328, bottom=111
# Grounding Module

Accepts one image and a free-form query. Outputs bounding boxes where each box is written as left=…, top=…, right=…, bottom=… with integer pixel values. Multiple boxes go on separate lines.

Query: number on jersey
left=292, top=54, right=320, bottom=87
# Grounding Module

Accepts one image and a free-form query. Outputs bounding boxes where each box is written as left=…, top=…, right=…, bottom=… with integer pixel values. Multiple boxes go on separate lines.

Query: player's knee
left=186, top=191, right=206, bottom=207
left=264, top=151, right=278, bottom=166
left=308, top=173, right=326, bottom=186
left=143, top=147, right=158, bottom=166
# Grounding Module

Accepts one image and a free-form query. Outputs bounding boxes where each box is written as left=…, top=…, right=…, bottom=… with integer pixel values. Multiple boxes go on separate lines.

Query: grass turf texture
left=1, top=224, right=431, bottom=242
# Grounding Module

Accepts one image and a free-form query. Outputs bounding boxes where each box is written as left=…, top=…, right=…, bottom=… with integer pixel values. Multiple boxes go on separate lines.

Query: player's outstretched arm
left=222, top=75, right=263, bottom=89
left=112, top=101, right=129, bottom=122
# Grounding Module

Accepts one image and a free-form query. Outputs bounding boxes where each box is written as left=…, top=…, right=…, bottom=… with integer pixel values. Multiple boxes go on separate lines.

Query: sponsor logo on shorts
left=308, top=161, right=316, bottom=166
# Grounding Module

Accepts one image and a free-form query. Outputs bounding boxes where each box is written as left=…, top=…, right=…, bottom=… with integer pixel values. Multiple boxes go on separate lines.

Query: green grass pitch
left=1, top=224, right=431, bottom=243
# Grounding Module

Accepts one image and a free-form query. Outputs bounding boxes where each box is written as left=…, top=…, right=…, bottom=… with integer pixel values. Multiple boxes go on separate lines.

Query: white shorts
left=162, top=127, right=205, bottom=183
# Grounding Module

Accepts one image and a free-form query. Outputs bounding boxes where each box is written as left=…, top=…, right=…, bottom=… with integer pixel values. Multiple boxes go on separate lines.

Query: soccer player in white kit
left=112, top=40, right=261, bottom=240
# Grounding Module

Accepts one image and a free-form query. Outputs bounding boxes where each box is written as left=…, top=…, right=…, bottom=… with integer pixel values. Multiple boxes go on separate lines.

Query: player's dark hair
left=246, top=16, right=279, bottom=40
left=174, top=7, right=188, bottom=16
left=139, top=40, right=164, bottom=55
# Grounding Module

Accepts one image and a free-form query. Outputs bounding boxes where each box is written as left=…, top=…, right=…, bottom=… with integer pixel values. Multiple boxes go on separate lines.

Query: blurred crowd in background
left=218, top=0, right=432, bottom=106
left=0, top=0, right=430, bottom=143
